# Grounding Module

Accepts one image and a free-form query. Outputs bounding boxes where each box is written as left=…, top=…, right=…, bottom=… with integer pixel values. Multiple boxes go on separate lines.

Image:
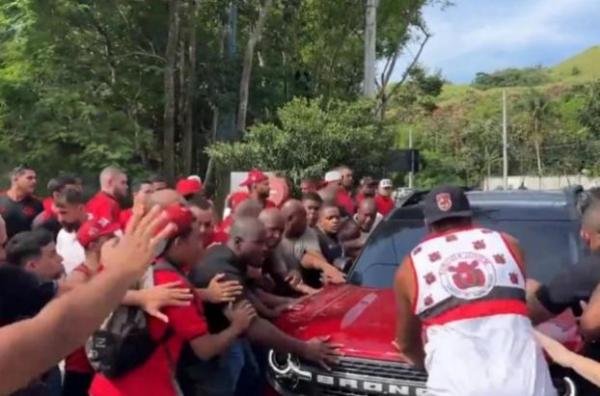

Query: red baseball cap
left=77, top=219, right=120, bottom=249
left=158, top=203, right=194, bottom=239
left=239, top=169, right=268, bottom=187
left=176, top=178, right=202, bottom=197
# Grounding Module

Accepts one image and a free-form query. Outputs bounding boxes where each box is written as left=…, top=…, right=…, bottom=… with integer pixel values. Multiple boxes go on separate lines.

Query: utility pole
left=502, top=89, right=508, bottom=189
left=408, top=128, right=414, bottom=188
left=363, top=0, right=377, bottom=97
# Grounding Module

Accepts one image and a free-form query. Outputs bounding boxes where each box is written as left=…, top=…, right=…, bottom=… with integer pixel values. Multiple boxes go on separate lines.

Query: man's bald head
left=259, top=208, right=284, bottom=228
left=234, top=199, right=263, bottom=219
left=230, top=217, right=265, bottom=241
left=281, top=199, right=307, bottom=238
left=356, top=198, right=378, bottom=232
left=100, top=166, right=128, bottom=199
left=146, top=189, right=185, bottom=209
left=581, top=188, right=600, bottom=252
left=281, top=199, right=304, bottom=218
left=259, top=208, right=285, bottom=250
left=229, top=217, right=268, bottom=267
left=359, top=198, right=377, bottom=214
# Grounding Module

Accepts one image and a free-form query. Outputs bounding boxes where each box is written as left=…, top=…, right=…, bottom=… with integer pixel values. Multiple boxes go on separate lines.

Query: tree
left=515, top=90, right=557, bottom=177
left=208, top=98, right=394, bottom=184
left=236, top=0, right=273, bottom=133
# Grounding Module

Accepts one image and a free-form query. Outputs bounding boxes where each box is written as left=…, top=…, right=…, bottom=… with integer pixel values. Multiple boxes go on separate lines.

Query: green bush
left=207, top=97, right=395, bottom=184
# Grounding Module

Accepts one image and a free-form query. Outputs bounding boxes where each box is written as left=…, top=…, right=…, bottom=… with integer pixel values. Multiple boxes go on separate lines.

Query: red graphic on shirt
left=413, top=246, right=422, bottom=256
left=493, top=254, right=506, bottom=264
left=436, top=193, right=452, bottom=212
left=472, top=240, right=486, bottom=250
left=509, top=272, right=519, bottom=285
left=424, top=295, right=434, bottom=306
left=429, top=252, right=441, bottom=262
left=448, top=261, right=486, bottom=290
left=424, top=272, right=436, bottom=285
left=445, top=234, right=458, bottom=242
left=481, top=229, right=493, bottom=234
left=22, top=206, right=36, bottom=217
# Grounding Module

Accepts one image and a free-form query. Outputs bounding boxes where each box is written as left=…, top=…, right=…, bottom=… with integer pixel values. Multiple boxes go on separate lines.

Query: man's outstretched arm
left=0, top=205, right=172, bottom=394
left=393, top=257, right=425, bottom=369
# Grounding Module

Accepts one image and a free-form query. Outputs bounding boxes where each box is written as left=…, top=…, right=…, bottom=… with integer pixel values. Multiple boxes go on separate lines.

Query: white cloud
left=385, top=0, right=600, bottom=82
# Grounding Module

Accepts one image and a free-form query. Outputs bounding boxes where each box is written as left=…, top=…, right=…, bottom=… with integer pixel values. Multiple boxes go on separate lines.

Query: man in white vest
left=393, top=185, right=556, bottom=396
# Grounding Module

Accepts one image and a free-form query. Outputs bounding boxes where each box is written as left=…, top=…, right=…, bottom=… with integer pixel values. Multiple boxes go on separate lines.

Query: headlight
left=268, top=350, right=312, bottom=380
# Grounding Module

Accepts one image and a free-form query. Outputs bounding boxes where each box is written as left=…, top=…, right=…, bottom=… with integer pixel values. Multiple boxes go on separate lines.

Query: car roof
left=390, top=188, right=583, bottom=222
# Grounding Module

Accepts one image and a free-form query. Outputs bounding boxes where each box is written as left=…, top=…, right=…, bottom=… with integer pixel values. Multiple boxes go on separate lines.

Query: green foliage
left=0, top=0, right=432, bottom=184
left=579, top=80, right=600, bottom=138
left=473, top=67, right=549, bottom=89
left=207, top=98, right=395, bottom=183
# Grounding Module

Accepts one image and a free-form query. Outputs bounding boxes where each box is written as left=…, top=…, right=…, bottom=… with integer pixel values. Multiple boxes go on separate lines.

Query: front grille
left=331, top=357, right=428, bottom=383
left=316, top=386, right=372, bottom=396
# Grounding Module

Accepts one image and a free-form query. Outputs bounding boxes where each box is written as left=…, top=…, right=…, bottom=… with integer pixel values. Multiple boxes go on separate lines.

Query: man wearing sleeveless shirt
left=393, top=185, right=556, bottom=396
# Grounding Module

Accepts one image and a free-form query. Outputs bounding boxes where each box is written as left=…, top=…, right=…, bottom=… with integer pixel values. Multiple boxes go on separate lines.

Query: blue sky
left=387, top=0, right=600, bottom=83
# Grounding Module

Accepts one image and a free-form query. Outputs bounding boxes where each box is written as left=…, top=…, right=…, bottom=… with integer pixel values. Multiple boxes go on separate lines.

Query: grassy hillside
left=550, top=45, right=600, bottom=81
left=437, top=45, right=600, bottom=105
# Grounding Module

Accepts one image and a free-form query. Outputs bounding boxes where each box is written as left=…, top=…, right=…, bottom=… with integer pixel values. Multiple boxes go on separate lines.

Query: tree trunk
left=182, top=0, right=199, bottom=175
left=163, top=0, right=181, bottom=183
left=535, top=140, right=543, bottom=177
left=236, top=0, right=273, bottom=133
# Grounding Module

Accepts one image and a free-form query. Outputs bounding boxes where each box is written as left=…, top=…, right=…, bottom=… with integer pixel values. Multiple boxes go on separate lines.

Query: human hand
left=302, top=336, right=342, bottom=370
left=322, top=266, right=346, bottom=285
left=285, top=270, right=302, bottom=287
left=535, top=330, right=575, bottom=368
left=101, top=204, right=175, bottom=277
left=139, top=281, right=193, bottom=323
left=225, top=300, right=257, bottom=333
left=204, top=274, right=243, bottom=303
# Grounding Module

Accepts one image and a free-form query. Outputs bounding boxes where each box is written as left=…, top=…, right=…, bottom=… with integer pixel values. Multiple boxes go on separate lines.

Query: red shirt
left=41, top=197, right=55, bottom=221
left=119, top=208, right=132, bottom=230
left=90, top=270, right=208, bottom=396
left=86, top=192, right=121, bottom=225
left=374, top=194, right=394, bottom=216
left=336, top=189, right=355, bottom=216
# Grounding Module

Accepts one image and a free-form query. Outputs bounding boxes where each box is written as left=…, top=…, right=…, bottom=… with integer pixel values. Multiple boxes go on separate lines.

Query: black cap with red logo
left=422, top=185, right=472, bottom=225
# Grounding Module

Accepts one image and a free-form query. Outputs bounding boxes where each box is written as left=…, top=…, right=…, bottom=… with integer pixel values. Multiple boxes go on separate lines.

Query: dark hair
left=430, top=216, right=472, bottom=231
left=131, top=180, right=152, bottom=194
left=47, top=175, right=79, bottom=194
left=10, top=165, right=35, bottom=179
left=54, top=186, right=85, bottom=208
left=188, top=195, right=212, bottom=211
left=302, top=192, right=323, bottom=204
left=6, top=230, right=54, bottom=268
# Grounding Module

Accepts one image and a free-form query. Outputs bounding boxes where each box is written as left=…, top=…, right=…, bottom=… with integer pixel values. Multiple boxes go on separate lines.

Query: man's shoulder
left=191, top=245, right=238, bottom=284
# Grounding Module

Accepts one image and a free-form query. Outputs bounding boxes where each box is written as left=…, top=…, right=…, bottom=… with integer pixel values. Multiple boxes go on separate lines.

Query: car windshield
left=352, top=207, right=582, bottom=289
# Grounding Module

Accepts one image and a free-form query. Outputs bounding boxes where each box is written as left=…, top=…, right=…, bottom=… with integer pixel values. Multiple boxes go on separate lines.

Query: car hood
left=275, top=284, right=401, bottom=362
left=275, top=284, right=583, bottom=362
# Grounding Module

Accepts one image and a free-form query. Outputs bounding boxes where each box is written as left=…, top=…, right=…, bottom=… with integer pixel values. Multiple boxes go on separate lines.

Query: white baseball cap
left=379, top=178, right=393, bottom=188
left=324, top=170, right=342, bottom=183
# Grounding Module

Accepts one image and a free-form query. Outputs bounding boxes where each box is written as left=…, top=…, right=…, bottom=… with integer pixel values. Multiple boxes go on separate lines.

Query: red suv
left=267, top=189, right=584, bottom=396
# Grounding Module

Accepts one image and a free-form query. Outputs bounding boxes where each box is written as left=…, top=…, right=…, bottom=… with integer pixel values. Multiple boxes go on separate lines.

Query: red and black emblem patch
left=424, top=272, right=436, bottom=285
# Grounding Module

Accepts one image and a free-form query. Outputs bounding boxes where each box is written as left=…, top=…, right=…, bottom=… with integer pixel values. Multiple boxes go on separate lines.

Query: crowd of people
left=4, top=163, right=600, bottom=396
left=0, top=164, right=397, bottom=396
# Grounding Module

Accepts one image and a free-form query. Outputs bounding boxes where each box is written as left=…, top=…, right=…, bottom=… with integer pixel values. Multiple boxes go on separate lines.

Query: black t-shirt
left=0, top=264, right=56, bottom=326
left=0, top=195, right=43, bottom=238
left=536, top=252, right=600, bottom=315
left=316, top=229, right=343, bottom=264
left=189, top=245, right=247, bottom=333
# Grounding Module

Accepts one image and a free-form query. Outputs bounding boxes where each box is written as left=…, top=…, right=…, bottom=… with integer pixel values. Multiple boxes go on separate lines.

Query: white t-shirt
left=56, top=229, right=85, bottom=275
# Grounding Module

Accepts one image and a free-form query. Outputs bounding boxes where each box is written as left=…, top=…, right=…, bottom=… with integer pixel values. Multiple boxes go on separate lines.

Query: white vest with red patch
left=409, top=227, right=557, bottom=396
left=410, top=227, right=527, bottom=325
